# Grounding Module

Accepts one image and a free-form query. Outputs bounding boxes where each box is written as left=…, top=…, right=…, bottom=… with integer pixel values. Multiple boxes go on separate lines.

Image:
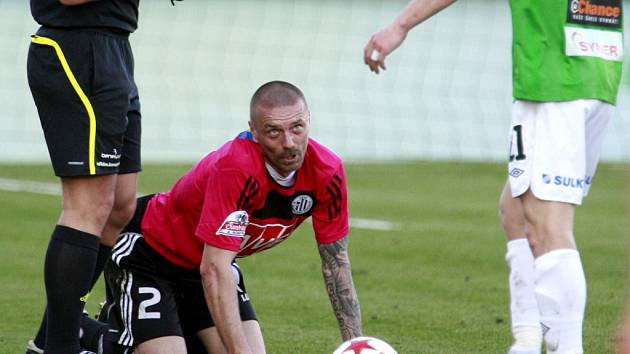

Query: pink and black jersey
left=141, top=131, right=349, bottom=269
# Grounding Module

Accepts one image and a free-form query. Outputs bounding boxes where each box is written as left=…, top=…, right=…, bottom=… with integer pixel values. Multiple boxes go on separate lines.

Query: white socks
left=506, top=239, right=541, bottom=353
left=535, top=249, right=586, bottom=354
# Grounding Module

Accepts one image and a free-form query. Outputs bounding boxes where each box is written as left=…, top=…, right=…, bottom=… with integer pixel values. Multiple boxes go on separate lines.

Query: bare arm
left=363, top=0, right=457, bottom=74
left=318, top=236, right=362, bottom=341
left=200, top=244, right=253, bottom=354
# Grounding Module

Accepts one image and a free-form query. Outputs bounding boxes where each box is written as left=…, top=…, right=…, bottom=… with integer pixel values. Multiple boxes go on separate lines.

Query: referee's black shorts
left=103, top=195, right=257, bottom=349
left=27, top=26, right=141, bottom=177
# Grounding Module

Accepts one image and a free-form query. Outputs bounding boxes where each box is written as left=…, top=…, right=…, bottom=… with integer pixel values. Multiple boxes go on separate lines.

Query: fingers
left=363, top=39, right=386, bottom=74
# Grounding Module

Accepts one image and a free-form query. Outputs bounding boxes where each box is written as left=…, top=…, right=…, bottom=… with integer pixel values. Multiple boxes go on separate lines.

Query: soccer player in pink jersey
left=99, top=81, right=362, bottom=354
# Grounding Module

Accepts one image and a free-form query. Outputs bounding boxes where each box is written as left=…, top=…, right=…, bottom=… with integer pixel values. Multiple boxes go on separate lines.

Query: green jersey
left=509, top=0, right=623, bottom=104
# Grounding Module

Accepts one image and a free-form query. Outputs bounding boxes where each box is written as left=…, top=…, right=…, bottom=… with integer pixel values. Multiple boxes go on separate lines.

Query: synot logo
left=565, top=26, right=623, bottom=61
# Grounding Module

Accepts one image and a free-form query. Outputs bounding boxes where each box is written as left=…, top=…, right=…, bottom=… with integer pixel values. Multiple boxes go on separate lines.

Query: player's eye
left=267, top=129, right=279, bottom=138
left=292, top=124, right=304, bottom=133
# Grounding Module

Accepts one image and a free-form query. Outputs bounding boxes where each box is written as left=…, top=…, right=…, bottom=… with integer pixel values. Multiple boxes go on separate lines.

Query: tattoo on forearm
left=319, top=237, right=362, bottom=340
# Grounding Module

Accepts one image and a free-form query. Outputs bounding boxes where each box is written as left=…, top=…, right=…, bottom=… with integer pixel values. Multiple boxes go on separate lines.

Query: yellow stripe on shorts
left=31, top=35, right=97, bottom=175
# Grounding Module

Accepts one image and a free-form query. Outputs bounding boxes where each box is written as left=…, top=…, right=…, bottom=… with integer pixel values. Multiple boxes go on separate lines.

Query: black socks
left=43, top=225, right=100, bottom=354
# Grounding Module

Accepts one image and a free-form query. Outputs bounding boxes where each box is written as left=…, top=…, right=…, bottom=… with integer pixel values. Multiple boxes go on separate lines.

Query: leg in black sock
left=44, top=225, right=100, bottom=354
left=33, top=244, right=113, bottom=350
left=80, top=316, right=109, bottom=353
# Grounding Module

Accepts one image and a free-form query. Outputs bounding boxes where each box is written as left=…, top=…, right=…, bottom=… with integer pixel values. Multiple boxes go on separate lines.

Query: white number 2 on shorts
left=138, top=287, right=162, bottom=319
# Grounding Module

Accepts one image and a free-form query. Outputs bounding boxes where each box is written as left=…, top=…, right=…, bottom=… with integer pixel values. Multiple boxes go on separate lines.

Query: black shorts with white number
left=104, top=214, right=256, bottom=347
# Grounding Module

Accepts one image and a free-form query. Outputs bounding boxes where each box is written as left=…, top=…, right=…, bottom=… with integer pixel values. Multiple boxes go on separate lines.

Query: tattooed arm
left=318, top=235, right=362, bottom=340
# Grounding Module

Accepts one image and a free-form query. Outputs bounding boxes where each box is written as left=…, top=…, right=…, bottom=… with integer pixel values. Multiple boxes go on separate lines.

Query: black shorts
left=103, top=197, right=256, bottom=348
left=27, top=27, right=141, bottom=177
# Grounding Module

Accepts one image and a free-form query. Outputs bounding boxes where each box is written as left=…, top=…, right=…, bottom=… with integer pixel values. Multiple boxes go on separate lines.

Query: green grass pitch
left=0, top=162, right=627, bottom=353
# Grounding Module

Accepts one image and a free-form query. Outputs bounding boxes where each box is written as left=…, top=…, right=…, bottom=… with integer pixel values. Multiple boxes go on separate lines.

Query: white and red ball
left=332, top=336, right=398, bottom=354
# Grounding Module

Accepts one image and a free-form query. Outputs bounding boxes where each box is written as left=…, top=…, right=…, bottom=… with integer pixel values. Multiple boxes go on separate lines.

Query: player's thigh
left=197, top=327, right=225, bottom=354
left=180, top=262, right=261, bottom=352
left=196, top=321, right=265, bottom=354
left=508, top=100, right=592, bottom=205
left=179, top=262, right=258, bottom=330
left=135, top=336, right=186, bottom=354
left=242, top=320, right=266, bottom=354
left=105, top=236, right=184, bottom=349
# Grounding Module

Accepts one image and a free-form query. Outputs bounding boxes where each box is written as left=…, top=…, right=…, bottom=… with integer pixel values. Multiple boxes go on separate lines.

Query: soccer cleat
left=25, top=340, right=44, bottom=354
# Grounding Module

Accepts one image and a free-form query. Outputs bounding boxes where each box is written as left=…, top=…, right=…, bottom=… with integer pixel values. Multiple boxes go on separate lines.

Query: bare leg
left=33, top=173, right=137, bottom=353
left=521, top=190, right=584, bottom=354
left=102, top=172, right=138, bottom=247
left=43, top=175, right=116, bottom=354
left=499, top=181, right=541, bottom=354
left=198, top=320, right=266, bottom=354
left=135, top=336, right=187, bottom=354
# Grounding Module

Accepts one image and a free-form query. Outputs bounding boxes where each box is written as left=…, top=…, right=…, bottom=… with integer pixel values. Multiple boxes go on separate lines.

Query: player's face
left=251, top=101, right=310, bottom=177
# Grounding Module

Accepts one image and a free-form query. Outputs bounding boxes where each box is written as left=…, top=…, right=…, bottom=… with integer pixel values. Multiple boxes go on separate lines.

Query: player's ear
left=248, top=120, right=259, bottom=142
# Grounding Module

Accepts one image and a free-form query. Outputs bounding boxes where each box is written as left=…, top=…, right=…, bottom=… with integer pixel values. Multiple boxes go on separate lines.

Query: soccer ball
left=332, top=336, right=398, bottom=354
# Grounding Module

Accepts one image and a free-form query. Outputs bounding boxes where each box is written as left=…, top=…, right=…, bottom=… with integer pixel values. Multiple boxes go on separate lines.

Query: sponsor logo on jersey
left=217, top=211, right=249, bottom=237
left=565, top=26, right=623, bottom=61
left=239, top=221, right=299, bottom=255
left=541, top=173, right=593, bottom=189
left=291, top=194, right=314, bottom=215
left=567, top=0, right=622, bottom=28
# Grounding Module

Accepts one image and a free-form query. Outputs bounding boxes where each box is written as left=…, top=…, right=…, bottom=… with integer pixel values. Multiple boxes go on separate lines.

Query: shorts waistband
left=38, top=26, right=130, bottom=39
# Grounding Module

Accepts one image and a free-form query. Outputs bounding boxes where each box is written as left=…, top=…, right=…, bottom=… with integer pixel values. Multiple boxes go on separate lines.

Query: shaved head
left=250, top=81, right=308, bottom=124
left=248, top=81, right=311, bottom=177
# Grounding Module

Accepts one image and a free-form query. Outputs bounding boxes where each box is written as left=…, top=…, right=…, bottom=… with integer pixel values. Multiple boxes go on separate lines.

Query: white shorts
left=507, top=99, right=613, bottom=205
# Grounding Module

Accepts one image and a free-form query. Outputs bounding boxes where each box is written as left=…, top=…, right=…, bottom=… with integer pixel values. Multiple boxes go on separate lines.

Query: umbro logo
left=509, top=168, right=525, bottom=178
left=541, top=322, right=550, bottom=336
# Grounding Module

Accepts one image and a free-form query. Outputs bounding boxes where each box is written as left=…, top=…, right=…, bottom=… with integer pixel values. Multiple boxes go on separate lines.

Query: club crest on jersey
left=291, top=195, right=313, bottom=215
left=217, top=211, right=249, bottom=238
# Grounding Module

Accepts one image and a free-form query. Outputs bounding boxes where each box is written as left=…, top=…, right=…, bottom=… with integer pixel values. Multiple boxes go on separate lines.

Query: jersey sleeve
left=311, top=164, right=350, bottom=244
left=195, top=168, right=258, bottom=251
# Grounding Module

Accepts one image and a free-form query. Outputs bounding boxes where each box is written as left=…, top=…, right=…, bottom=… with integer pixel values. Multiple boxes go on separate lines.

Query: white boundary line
left=0, top=177, right=61, bottom=196
left=349, top=218, right=397, bottom=231
left=0, top=177, right=398, bottom=231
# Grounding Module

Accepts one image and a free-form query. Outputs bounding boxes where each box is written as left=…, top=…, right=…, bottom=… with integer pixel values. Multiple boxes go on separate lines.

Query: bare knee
left=110, top=197, right=136, bottom=230
left=101, top=197, right=136, bottom=246
left=521, top=191, right=576, bottom=254
left=59, top=176, right=117, bottom=235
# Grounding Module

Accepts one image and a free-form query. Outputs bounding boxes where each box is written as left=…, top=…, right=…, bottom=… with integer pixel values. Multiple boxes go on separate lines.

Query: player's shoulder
left=212, top=131, right=264, bottom=174
left=304, top=137, right=344, bottom=175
